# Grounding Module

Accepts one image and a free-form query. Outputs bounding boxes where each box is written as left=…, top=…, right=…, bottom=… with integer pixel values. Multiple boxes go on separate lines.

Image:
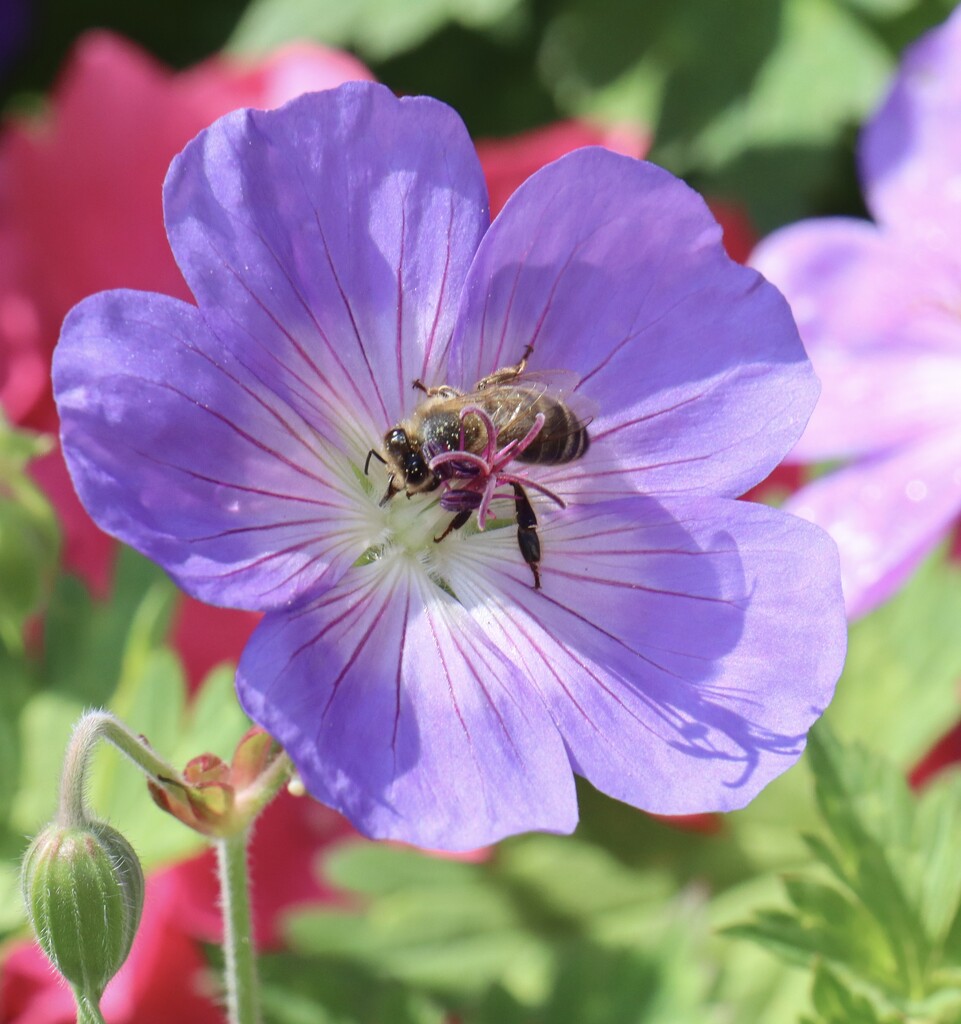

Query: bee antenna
left=365, top=449, right=387, bottom=475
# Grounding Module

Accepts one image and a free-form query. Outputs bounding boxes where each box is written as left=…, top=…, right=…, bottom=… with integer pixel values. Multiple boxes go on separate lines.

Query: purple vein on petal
left=144, top=380, right=338, bottom=491
left=395, top=189, right=409, bottom=416
left=471, top=581, right=664, bottom=739
left=216, top=123, right=389, bottom=427
left=588, top=385, right=720, bottom=444
left=420, top=196, right=456, bottom=381
left=485, top=195, right=555, bottom=373
left=573, top=271, right=692, bottom=394
left=310, top=202, right=391, bottom=426
left=214, top=249, right=366, bottom=419
left=127, top=446, right=345, bottom=509
left=178, top=335, right=350, bottom=479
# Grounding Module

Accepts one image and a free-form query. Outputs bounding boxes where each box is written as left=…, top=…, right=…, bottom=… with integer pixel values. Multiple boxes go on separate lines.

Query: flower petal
left=751, top=217, right=961, bottom=461
left=860, top=4, right=961, bottom=243
left=786, top=429, right=961, bottom=619
left=236, top=556, right=578, bottom=850
left=164, top=81, right=489, bottom=445
left=447, top=149, right=816, bottom=499
left=54, top=289, right=371, bottom=610
left=443, top=496, right=845, bottom=815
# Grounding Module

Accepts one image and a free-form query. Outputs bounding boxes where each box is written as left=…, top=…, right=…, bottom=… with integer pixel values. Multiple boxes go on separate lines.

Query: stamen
left=425, top=407, right=560, bottom=530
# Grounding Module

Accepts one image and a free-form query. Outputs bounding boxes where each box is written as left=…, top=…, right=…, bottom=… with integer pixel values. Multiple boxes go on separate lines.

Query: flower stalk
left=57, top=710, right=183, bottom=827
left=30, top=710, right=292, bottom=1024
left=217, top=830, right=260, bottom=1024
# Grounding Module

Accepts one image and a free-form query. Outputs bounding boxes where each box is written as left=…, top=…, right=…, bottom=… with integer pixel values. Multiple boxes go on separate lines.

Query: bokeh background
left=3, top=1, right=961, bottom=1022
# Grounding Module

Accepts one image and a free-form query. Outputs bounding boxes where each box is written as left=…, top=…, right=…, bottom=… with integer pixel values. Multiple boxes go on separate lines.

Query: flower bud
left=21, top=821, right=144, bottom=999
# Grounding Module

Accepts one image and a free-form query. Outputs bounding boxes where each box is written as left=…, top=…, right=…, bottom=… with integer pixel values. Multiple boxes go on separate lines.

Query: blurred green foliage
left=0, top=419, right=59, bottom=653
left=6, top=1, right=961, bottom=1021
left=3, top=0, right=957, bottom=229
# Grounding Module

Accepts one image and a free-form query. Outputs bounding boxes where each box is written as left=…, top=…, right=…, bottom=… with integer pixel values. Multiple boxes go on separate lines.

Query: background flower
left=751, top=5, right=961, bottom=620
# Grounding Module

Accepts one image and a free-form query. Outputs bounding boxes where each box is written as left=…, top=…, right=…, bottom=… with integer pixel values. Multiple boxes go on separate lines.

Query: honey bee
left=365, top=346, right=590, bottom=589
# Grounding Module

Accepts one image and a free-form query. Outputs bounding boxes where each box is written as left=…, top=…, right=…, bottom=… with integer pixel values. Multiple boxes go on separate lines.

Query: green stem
left=73, top=988, right=108, bottom=1024
left=57, top=711, right=182, bottom=827
left=217, top=829, right=260, bottom=1024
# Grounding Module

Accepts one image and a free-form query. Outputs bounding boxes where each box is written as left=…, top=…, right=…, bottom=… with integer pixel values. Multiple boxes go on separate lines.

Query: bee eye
left=386, top=429, right=409, bottom=454
left=404, top=453, right=428, bottom=484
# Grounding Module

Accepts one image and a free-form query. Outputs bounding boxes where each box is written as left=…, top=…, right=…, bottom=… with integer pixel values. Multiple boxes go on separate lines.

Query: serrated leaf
left=809, top=963, right=895, bottom=1024
left=913, top=775, right=961, bottom=945
left=782, top=877, right=892, bottom=976
left=728, top=912, right=839, bottom=969
left=736, top=725, right=961, bottom=1011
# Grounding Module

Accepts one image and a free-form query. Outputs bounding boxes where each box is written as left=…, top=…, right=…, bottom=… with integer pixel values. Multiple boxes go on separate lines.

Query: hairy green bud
left=21, top=821, right=145, bottom=999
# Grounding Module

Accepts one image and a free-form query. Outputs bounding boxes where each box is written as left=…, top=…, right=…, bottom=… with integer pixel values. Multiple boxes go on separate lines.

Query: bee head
left=381, top=427, right=438, bottom=502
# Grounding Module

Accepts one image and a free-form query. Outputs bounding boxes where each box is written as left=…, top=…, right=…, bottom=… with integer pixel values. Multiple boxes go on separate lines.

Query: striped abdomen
left=503, top=395, right=590, bottom=465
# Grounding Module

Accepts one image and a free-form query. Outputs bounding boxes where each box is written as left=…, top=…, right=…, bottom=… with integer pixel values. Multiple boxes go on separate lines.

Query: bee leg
left=511, top=482, right=542, bottom=590
left=475, top=344, right=535, bottom=390
left=412, top=379, right=462, bottom=398
left=434, top=509, right=472, bottom=544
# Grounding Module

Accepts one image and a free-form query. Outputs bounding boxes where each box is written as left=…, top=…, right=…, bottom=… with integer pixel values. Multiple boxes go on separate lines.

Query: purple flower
left=752, top=7, right=961, bottom=620
left=53, top=82, right=845, bottom=850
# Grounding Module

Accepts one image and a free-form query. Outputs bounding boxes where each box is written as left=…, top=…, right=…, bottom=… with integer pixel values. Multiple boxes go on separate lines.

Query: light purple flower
left=53, top=82, right=845, bottom=850
left=752, top=7, right=961, bottom=620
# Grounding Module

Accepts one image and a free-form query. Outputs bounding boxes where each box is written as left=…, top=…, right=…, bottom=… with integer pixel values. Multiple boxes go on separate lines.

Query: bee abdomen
left=517, top=402, right=590, bottom=465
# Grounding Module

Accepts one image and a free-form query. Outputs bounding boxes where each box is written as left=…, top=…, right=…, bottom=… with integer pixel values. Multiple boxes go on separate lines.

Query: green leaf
left=808, top=963, right=896, bottom=1024
left=259, top=952, right=448, bottom=1024
left=825, top=552, right=961, bottom=767
left=322, top=842, right=482, bottom=898
left=733, top=724, right=961, bottom=1013
left=0, top=419, right=59, bottom=652
left=539, top=0, right=892, bottom=231
left=229, top=0, right=523, bottom=61
left=42, top=547, right=176, bottom=706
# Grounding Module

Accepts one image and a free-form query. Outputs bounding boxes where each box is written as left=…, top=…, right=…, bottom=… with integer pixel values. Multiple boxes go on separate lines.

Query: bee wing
left=467, top=370, right=595, bottom=441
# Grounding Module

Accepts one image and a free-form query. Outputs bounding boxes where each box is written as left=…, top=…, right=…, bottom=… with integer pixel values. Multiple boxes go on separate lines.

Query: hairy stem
left=73, top=989, right=108, bottom=1024
left=217, top=830, right=260, bottom=1024
left=57, top=710, right=182, bottom=827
